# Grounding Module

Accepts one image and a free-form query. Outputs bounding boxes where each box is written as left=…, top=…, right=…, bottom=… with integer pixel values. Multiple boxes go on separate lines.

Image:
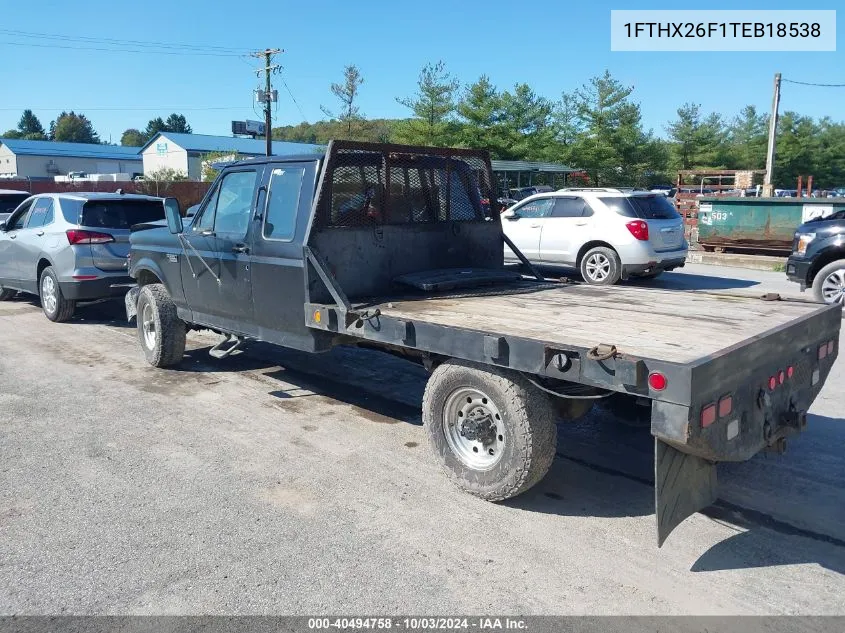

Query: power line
left=0, top=40, right=245, bottom=57
left=0, top=106, right=248, bottom=112
left=782, top=78, right=845, bottom=87
left=0, top=28, right=248, bottom=53
left=280, top=78, right=308, bottom=122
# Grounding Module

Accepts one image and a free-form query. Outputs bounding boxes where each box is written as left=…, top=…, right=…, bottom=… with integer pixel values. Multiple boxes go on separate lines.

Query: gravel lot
left=1, top=264, right=844, bottom=616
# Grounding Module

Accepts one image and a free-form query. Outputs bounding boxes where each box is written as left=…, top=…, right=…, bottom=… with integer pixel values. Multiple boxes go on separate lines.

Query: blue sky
left=0, top=0, right=842, bottom=144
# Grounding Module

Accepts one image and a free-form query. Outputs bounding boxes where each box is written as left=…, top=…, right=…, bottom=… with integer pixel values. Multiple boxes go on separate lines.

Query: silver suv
left=502, top=187, right=687, bottom=284
left=0, top=192, right=165, bottom=321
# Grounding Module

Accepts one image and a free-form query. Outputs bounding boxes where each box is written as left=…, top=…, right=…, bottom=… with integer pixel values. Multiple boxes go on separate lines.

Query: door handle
left=575, top=222, right=588, bottom=226
left=232, top=244, right=250, bottom=254
left=36, top=231, right=45, bottom=236
left=530, top=224, right=542, bottom=228
left=8, top=234, right=15, bottom=239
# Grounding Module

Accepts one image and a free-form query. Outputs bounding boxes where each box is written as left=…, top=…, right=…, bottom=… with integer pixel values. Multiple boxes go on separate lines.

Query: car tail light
left=718, top=395, right=732, bottom=417
left=626, top=220, right=649, bottom=241
left=769, top=376, right=777, bottom=390
left=828, top=340, right=835, bottom=355
left=648, top=371, right=667, bottom=391
left=819, top=344, right=828, bottom=360
left=66, top=229, right=115, bottom=245
left=787, top=366, right=794, bottom=378
left=778, top=370, right=785, bottom=385
left=701, top=404, right=717, bottom=427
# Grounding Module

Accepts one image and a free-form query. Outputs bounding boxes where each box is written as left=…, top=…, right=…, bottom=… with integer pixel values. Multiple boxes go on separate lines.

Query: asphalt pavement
left=1, top=265, right=844, bottom=616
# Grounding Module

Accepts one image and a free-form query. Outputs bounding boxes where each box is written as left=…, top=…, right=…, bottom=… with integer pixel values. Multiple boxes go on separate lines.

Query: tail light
left=648, top=371, right=667, bottom=391
left=66, top=229, right=115, bottom=245
left=819, top=345, right=828, bottom=360
left=769, top=376, right=777, bottom=390
left=701, top=404, right=717, bottom=427
left=626, top=220, right=649, bottom=241
left=828, top=340, right=835, bottom=355
left=718, top=395, right=732, bottom=417
left=787, top=366, right=794, bottom=378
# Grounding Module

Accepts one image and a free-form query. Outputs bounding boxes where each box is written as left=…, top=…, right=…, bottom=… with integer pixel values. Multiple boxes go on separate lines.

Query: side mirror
left=503, top=210, right=520, bottom=221
left=163, top=197, right=183, bottom=234
left=0, top=221, right=6, bottom=232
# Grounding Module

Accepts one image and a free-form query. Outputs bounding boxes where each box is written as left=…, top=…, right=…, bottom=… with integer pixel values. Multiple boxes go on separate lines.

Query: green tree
left=456, top=75, right=502, bottom=153
left=17, top=110, right=46, bottom=140
left=321, top=65, right=365, bottom=138
left=666, top=103, right=727, bottom=169
left=496, top=84, right=555, bottom=160
left=143, top=117, right=168, bottom=140
left=725, top=105, right=768, bottom=170
left=395, top=61, right=459, bottom=146
left=51, top=111, right=100, bottom=143
left=200, top=151, right=243, bottom=182
left=568, top=70, right=662, bottom=186
left=2, top=129, right=23, bottom=139
left=120, top=128, right=146, bottom=147
left=164, top=113, right=192, bottom=134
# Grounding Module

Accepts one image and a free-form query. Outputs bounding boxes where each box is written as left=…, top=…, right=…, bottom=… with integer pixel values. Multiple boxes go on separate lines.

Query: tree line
left=276, top=63, right=845, bottom=189
left=2, top=110, right=192, bottom=147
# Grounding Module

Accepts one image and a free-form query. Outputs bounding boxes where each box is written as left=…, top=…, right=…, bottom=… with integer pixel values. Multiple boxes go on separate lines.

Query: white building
left=141, top=132, right=323, bottom=181
left=0, top=138, right=142, bottom=179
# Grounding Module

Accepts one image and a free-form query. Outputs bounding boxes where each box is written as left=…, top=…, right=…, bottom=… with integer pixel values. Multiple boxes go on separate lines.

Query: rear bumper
left=786, top=255, right=812, bottom=289
left=59, top=275, right=135, bottom=301
left=623, top=257, right=687, bottom=276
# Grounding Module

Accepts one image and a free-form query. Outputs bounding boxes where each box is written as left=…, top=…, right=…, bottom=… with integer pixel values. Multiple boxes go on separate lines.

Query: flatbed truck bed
left=126, top=140, right=841, bottom=548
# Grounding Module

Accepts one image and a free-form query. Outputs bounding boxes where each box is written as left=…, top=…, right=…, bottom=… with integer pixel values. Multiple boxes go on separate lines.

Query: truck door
left=181, top=167, right=261, bottom=331
left=249, top=161, right=317, bottom=350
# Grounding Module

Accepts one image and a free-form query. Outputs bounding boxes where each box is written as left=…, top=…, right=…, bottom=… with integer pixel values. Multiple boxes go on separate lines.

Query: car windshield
left=599, top=195, right=680, bottom=220
left=0, top=193, right=29, bottom=214
left=81, top=199, right=165, bottom=229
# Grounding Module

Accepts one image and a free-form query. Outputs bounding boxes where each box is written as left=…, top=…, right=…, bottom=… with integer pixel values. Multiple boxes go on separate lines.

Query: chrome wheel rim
left=821, top=269, right=845, bottom=305
left=585, top=253, right=611, bottom=282
left=141, top=302, right=157, bottom=350
left=41, top=275, right=57, bottom=314
left=443, top=387, right=505, bottom=471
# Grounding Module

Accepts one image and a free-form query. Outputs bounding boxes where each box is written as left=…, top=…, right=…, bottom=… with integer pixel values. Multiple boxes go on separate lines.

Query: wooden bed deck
left=370, top=283, right=824, bottom=363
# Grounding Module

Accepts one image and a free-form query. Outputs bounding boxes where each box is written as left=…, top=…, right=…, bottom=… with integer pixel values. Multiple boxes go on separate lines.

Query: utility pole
left=763, top=72, right=781, bottom=197
left=252, top=48, right=282, bottom=156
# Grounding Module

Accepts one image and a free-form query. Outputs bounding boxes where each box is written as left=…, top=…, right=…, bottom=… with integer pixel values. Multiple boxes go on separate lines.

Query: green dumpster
left=697, top=197, right=845, bottom=252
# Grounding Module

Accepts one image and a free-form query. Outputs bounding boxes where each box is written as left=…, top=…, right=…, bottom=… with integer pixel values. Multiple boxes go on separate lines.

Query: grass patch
left=772, top=263, right=787, bottom=272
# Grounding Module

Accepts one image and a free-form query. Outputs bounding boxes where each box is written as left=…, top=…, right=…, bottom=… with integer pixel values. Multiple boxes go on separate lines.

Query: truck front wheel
left=423, top=360, right=557, bottom=501
left=136, top=284, right=186, bottom=368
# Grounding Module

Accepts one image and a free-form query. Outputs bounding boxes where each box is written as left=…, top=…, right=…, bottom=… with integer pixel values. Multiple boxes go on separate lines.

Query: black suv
left=786, top=210, right=845, bottom=304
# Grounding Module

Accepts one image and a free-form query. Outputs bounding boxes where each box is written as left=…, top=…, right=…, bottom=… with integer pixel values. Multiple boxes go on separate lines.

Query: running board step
left=209, top=335, right=244, bottom=359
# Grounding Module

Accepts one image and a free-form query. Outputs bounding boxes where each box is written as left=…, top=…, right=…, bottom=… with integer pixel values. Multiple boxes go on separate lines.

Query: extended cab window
left=264, top=167, right=305, bottom=241
left=209, top=170, right=258, bottom=237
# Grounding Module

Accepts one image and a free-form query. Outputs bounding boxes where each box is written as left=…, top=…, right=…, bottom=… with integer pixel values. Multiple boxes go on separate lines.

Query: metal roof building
left=491, top=159, right=579, bottom=193
left=0, top=138, right=143, bottom=179
left=140, top=132, right=324, bottom=181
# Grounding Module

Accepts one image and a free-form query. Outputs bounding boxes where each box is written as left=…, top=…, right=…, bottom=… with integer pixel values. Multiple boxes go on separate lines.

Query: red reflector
left=648, top=371, right=667, bottom=391
left=701, top=404, right=717, bottom=427
left=778, top=370, right=785, bottom=385
left=625, top=220, right=649, bottom=241
left=72, top=275, right=99, bottom=280
left=828, top=340, right=835, bottom=355
left=819, top=345, right=828, bottom=360
left=66, top=229, right=115, bottom=245
left=769, top=376, right=777, bottom=390
left=787, top=366, right=794, bottom=378
left=718, top=395, right=732, bottom=417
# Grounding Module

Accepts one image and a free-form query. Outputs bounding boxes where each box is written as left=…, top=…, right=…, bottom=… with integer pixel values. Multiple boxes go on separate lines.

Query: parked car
left=786, top=209, right=845, bottom=304
left=501, top=187, right=687, bottom=284
left=509, top=185, right=554, bottom=201
left=0, top=192, right=165, bottom=321
left=0, top=189, right=31, bottom=225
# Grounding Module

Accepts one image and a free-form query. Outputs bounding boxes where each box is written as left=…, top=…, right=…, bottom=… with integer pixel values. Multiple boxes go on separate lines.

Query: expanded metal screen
left=314, top=141, right=495, bottom=229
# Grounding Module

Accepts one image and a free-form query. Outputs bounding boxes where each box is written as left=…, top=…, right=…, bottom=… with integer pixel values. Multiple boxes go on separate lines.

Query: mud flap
left=655, top=438, right=718, bottom=547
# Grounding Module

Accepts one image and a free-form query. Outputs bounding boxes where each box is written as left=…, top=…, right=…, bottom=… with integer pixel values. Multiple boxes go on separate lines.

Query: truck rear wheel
left=423, top=360, right=557, bottom=501
left=137, top=283, right=186, bottom=368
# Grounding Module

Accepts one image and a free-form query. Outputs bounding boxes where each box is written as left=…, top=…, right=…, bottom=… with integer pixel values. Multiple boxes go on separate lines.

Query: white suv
left=502, top=188, right=688, bottom=285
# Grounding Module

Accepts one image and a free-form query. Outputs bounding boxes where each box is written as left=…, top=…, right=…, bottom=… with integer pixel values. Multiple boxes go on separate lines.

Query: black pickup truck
left=126, top=141, right=841, bottom=546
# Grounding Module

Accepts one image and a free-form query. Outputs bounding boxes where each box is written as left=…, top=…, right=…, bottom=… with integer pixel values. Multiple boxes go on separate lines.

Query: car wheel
left=39, top=266, right=75, bottom=322
left=423, top=359, right=557, bottom=501
left=0, top=286, right=15, bottom=301
left=137, top=283, right=186, bottom=367
left=580, top=246, right=621, bottom=285
left=812, top=259, right=845, bottom=305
